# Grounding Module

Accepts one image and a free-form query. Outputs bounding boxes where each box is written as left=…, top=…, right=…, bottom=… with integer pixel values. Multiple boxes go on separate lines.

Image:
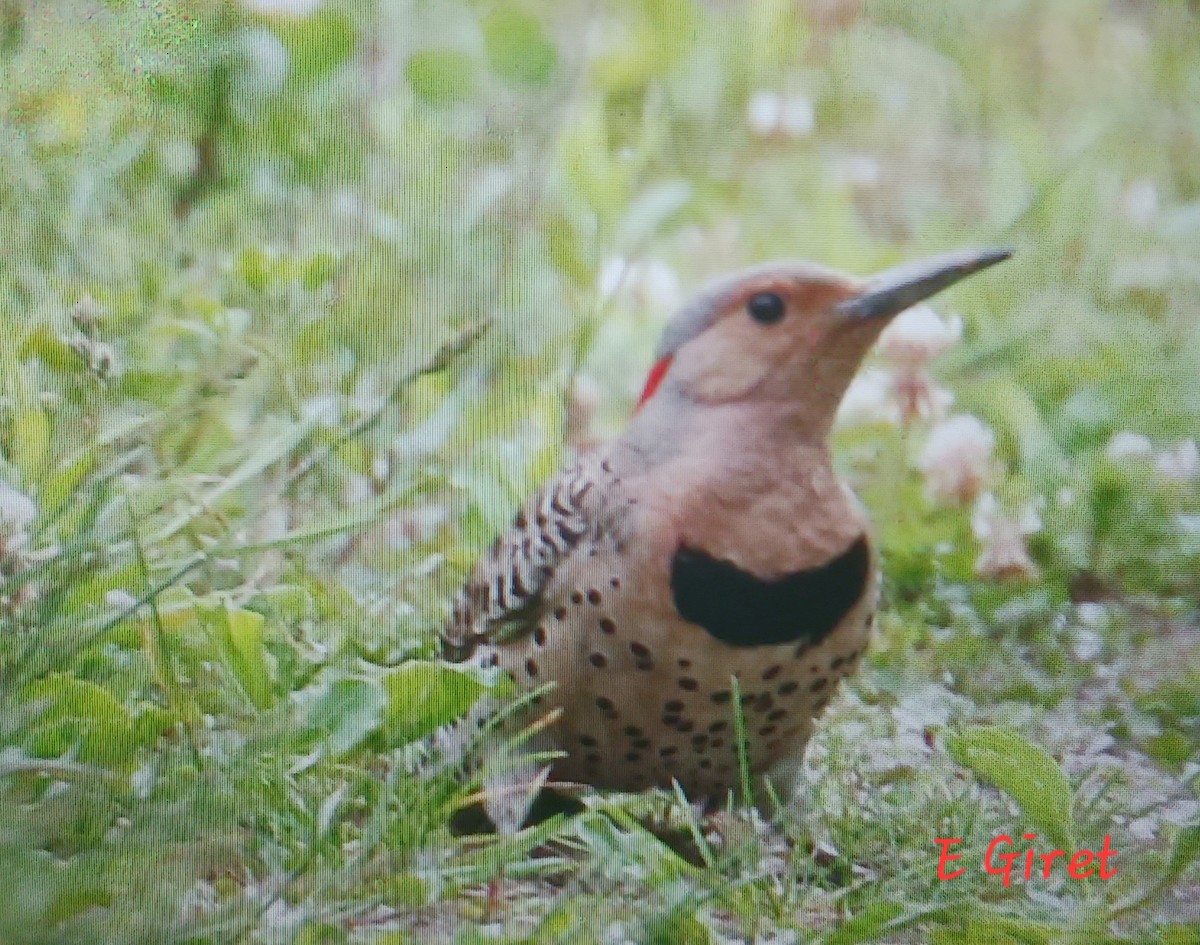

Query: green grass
left=1, top=0, right=1198, bottom=942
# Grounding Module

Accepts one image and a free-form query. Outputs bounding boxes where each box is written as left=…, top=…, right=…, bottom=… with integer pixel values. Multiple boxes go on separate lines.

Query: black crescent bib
left=670, top=535, right=871, bottom=648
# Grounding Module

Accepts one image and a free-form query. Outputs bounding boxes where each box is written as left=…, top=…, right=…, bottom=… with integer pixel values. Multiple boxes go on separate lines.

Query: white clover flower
left=637, top=259, right=683, bottom=310
left=971, top=493, right=1042, bottom=582
left=386, top=503, right=448, bottom=551
left=833, top=153, right=882, bottom=188
left=67, top=335, right=120, bottom=380
left=105, top=589, right=139, bottom=610
left=1119, top=178, right=1158, bottom=228
left=597, top=256, right=629, bottom=299
left=836, top=367, right=901, bottom=428
left=889, top=368, right=954, bottom=425
left=178, top=881, right=218, bottom=921
left=0, top=481, right=37, bottom=531
left=159, top=139, right=200, bottom=178
left=779, top=95, right=815, bottom=136
left=344, top=473, right=374, bottom=507
left=71, top=294, right=104, bottom=333
left=1156, top=438, right=1199, bottom=481
left=917, top=414, right=996, bottom=505
left=299, top=394, right=339, bottom=425
left=1072, top=627, right=1104, bottom=662
left=239, top=27, right=290, bottom=96
left=746, top=91, right=784, bottom=137
left=1106, top=430, right=1153, bottom=461
left=597, top=257, right=681, bottom=311
left=746, top=91, right=814, bottom=138
left=876, top=304, right=963, bottom=367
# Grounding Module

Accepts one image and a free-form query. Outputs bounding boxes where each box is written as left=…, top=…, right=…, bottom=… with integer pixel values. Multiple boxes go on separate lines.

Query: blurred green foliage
left=0, top=0, right=1197, bottom=941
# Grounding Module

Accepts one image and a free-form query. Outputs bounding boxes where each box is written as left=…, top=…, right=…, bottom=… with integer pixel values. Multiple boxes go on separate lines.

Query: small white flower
left=239, top=27, right=290, bottom=96
left=67, top=335, right=120, bottom=380
left=836, top=367, right=901, bottom=427
left=835, top=153, right=882, bottom=187
left=1071, top=628, right=1104, bottom=662
left=71, top=294, right=104, bottom=332
left=387, top=504, right=448, bottom=551
left=158, top=139, right=199, bottom=178
left=179, top=881, right=219, bottom=921
left=971, top=493, right=1042, bottom=582
left=105, top=589, right=139, bottom=610
left=876, top=304, right=963, bottom=367
left=889, top=368, right=954, bottom=425
left=746, top=91, right=814, bottom=138
left=598, top=256, right=629, bottom=299
left=1120, top=178, right=1158, bottom=228
left=1106, top=430, right=1153, bottom=461
left=636, top=259, right=683, bottom=310
left=1076, top=602, right=1109, bottom=627
left=0, top=482, right=37, bottom=531
left=299, top=394, right=339, bottom=425
left=344, top=473, right=374, bottom=506
left=746, top=91, right=783, bottom=137
left=1156, top=438, right=1199, bottom=481
left=597, top=257, right=681, bottom=311
left=779, top=96, right=815, bottom=136
left=131, top=762, right=155, bottom=799
left=917, top=414, right=996, bottom=505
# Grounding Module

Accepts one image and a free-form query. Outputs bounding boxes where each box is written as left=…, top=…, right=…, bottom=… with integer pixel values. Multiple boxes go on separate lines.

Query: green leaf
left=644, top=908, right=712, bottom=945
left=239, top=246, right=273, bottom=290
left=39, top=450, right=95, bottom=519
left=945, top=725, right=1074, bottom=848
left=294, top=921, right=348, bottom=945
left=9, top=406, right=51, bottom=481
left=405, top=50, right=477, bottom=105
left=19, top=327, right=78, bottom=372
left=1146, top=731, right=1193, bottom=767
left=483, top=9, right=557, bottom=87
left=303, top=678, right=385, bottom=755
left=208, top=602, right=274, bottom=710
left=274, top=11, right=356, bottom=82
left=544, top=210, right=591, bottom=285
left=929, top=906, right=1056, bottom=945
left=381, top=661, right=488, bottom=744
left=1165, top=824, right=1200, bottom=888
left=21, top=674, right=139, bottom=768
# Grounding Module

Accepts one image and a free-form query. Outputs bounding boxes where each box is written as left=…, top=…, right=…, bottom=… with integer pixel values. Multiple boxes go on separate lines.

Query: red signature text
left=935, top=834, right=1118, bottom=886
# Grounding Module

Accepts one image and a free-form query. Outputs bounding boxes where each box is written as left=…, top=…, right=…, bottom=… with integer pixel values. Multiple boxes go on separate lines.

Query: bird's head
left=635, top=248, right=1011, bottom=436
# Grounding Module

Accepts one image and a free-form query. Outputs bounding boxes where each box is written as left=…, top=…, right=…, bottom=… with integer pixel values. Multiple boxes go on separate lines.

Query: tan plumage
left=442, top=249, right=1011, bottom=805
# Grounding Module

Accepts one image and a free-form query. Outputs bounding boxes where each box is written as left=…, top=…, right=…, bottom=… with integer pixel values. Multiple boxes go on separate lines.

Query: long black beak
left=836, top=247, right=1012, bottom=321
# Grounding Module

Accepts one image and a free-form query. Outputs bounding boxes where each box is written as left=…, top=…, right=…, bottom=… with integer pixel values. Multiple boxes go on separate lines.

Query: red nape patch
left=636, top=355, right=673, bottom=411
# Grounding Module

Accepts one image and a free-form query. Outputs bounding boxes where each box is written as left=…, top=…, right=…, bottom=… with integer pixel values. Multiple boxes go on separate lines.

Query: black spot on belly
left=670, top=535, right=871, bottom=647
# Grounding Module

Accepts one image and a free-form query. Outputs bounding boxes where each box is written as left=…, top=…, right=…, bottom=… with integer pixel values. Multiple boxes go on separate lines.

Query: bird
left=441, top=248, right=1012, bottom=810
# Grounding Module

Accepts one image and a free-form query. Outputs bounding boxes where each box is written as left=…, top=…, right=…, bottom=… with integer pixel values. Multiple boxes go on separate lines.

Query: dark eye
left=747, top=292, right=785, bottom=324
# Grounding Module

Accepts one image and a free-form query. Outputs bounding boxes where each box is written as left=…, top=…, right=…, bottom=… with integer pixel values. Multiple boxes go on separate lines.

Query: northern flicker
left=441, top=248, right=1011, bottom=806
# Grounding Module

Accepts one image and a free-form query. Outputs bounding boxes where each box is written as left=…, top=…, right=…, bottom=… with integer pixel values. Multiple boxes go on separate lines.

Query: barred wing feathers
left=440, top=461, right=602, bottom=662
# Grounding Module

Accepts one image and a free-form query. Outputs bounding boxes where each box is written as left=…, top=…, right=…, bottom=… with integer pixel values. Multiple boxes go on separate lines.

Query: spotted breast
left=440, top=449, right=879, bottom=802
